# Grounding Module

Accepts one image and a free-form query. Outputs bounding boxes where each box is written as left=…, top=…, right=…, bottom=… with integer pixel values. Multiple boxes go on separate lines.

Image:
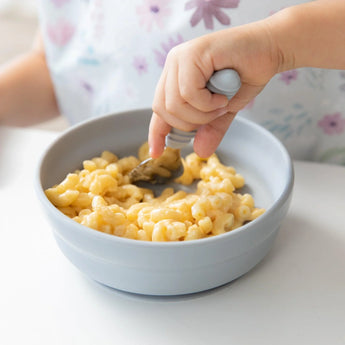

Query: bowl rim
left=35, top=109, right=294, bottom=248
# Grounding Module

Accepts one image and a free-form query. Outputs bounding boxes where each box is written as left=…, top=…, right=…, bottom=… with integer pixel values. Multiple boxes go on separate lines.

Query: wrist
left=266, top=0, right=345, bottom=71
left=264, top=6, right=301, bottom=73
left=207, top=20, right=282, bottom=84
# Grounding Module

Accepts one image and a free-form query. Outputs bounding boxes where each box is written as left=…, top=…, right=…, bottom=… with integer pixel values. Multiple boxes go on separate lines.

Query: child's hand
left=149, top=20, right=281, bottom=158
left=149, top=0, right=345, bottom=158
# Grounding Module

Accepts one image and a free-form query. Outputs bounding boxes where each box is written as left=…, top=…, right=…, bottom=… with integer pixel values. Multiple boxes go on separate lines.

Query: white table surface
left=1, top=126, right=345, bottom=345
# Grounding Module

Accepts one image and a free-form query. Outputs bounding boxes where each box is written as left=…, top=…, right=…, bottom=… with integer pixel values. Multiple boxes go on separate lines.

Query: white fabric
left=38, top=0, right=345, bottom=164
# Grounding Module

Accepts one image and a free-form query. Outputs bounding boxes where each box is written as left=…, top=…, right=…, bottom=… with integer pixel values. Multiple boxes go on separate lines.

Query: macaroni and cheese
left=45, top=144, right=265, bottom=241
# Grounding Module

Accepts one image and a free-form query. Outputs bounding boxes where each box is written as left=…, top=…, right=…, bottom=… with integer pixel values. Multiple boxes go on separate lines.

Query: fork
left=129, top=68, right=241, bottom=184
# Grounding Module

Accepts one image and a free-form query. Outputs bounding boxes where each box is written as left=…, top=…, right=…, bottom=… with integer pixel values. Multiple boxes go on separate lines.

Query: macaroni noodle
left=45, top=144, right=265, bottom=241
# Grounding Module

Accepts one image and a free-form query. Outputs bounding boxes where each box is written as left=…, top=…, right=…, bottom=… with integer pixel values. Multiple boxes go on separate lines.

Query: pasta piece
left=45, top=146, right=265, bottom=241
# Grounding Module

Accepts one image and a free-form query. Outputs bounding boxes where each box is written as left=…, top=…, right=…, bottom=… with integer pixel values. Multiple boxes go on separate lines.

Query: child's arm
left=0, top=33, right=60, bottom=126
left=149, top=0, right=345, bottom=158
left=269, top=0, right=345, bottom=71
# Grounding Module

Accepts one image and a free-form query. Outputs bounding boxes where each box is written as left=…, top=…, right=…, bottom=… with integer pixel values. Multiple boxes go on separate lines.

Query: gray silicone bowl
left=35, top=109, right=294, bottom=296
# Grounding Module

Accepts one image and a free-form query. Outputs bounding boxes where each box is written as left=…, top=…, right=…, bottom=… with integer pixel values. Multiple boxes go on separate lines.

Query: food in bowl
left=36, top=110, right=293, bottom=295
left=45, top=142, right=265, bottom=242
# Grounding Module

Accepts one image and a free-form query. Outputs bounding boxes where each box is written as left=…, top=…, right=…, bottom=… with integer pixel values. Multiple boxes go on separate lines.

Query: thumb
left=193, top=111, right=237, bottom=158
left=193, top=81, right=266, bottom=157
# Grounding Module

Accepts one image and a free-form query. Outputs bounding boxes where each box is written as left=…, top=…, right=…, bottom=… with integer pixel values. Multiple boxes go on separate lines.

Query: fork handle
left=166, top=128, right=197, bottom=149
left=165, top=68, right=241, bottom=149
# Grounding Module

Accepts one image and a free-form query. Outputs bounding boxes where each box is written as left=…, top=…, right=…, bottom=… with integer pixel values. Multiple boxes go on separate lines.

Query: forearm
left=0, top=50, right=59, bottom=126
left=267, top=0, right=345, bottom=72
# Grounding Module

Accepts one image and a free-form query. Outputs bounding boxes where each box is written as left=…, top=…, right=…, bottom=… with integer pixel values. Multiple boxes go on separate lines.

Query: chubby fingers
left=149, top=109, right=237, bottom=160
left=152, top=53, right=229, bottom=125
left=150, top=56, right=231, bottom=157
left=148, top=112, right=171, bottom=158
left=193, top=111, right=237, bottom=158
left=174, top=56, right=229, bottom=114
left=192, top=82, right=268, bottom=157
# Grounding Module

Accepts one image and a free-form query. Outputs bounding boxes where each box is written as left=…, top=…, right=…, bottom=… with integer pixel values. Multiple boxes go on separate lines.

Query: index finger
left=148, top=112, right=171, bottom=158
left=178, top=63, right=229, bottom=112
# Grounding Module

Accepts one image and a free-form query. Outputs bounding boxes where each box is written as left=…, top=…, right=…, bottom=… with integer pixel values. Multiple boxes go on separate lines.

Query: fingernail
left=149, top=146, right=161, bottom=159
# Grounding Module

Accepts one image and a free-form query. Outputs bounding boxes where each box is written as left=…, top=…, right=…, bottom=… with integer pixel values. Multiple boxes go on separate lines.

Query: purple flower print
left=185, top=0, right=240, bottom=30
left=51, top=0, right=70, bottom=7
left=133, top=56, right=148, bottom=75
left=318, top=113, right=345, bottom=135
left=136, top=0, right=172, bottom=31
left=47, top=20, right=75, bottom=46
left=80, top=81, right=94, bottom=94
left=279, top=70, right=298, bottom=85
left=154, top=35, right=184, bottom=68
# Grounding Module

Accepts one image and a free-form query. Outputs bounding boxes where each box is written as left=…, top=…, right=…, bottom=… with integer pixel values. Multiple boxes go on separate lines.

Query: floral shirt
left=38, top=0, right=345, bottom=165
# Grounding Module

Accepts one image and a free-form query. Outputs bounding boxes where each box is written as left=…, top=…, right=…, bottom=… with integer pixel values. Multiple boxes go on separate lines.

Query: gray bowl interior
left=36, top=109, right=294, bottom=295
left=39, top=109, right=292, bottom=211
